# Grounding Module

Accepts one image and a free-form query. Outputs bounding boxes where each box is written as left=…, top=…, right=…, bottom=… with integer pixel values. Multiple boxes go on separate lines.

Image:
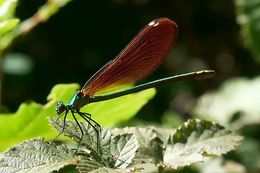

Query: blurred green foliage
left=0, top=0, right=19, bottom=49
left=236, top=0, right=260, bottom=63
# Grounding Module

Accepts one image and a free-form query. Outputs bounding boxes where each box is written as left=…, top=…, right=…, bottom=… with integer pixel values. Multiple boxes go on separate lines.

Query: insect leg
left=71, top=111, right=84, bottom=153
left=78, top=111, right=101, bottom=134
left=53, top=110, right=68, bottom=140
left=77, top=111, right=101, bottom=154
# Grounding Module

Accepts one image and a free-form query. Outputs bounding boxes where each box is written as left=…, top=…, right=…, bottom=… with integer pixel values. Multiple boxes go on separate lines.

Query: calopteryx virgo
left=55, top=17, right=215, bottom=152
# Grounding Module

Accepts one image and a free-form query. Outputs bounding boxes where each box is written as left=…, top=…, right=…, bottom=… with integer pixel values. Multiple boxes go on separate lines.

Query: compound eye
left=56, top=102, right=66, bottom=115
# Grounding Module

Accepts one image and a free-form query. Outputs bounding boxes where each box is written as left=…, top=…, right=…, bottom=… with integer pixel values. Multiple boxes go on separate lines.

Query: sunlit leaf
left=0, top=83, right=155, bottom=152
left=50, top=118, right=139, bottom=169
left=0, top=118, right=243, bottom=172
left=76, top=156, right=104, bottom=173
left=112, top=127, right=166, bottom=164
left=197, top=158, right=246, bottom=173
left=0, top=0, right=18, bottom=20
left=163, top=119, right=243, bottom=169
left=0, top=84, right=80, bottom=151
left=108, top=134, right=139, bottom=169
left=48, top=117, right=110, bottom=154
left=0, top=138, right=76, bottom=173
left=0, top=19, right=19, bottom=36
left=50, top=84, right=156, bottom=126
left=192, top=77, right=260, bottom=129
left=0, top=102, right=53, bottom=152
left=88, top=167, right=126, bottom=173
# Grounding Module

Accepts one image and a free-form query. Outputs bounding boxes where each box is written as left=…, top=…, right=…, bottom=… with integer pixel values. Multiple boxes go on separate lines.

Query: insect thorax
left=66, top=91, right=90, bottom=111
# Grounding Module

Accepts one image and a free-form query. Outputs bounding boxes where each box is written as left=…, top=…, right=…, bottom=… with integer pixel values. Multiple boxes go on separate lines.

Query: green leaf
left=76, top=155, right=104, bottom=173
left=0, top=138, right=76, bottom=173
left=0, top=83, right=154, bottom=152
left=0, top=85, right=80, bottom=151
left=48, top=117, right=104, bottom=153
left=88, top=167, right=127, bottom=173
left=0, top=19, right=19, bottom=36
left=163, top=119, right=244, bottom=169
left=235, top=0, right=260, bottom=62
left=0, top=0, right=18, bottom=20
left=0, top=0, right=18, bottom=50
left=192, top=77, right=260, bottom=130
left=47, top=83, right=80, bottom=102
left=55, top=118, right=140, bottom=171
left=237, top=138, right=260, bottom=170
left=112, top=127, right=166, bottom=164
left=108, top=134, right=139, bottom=169
left=197, top=158, right=246, bottom=173
left=49, top=118, right=139, bottom=170
left=1, top=118, right=243, bottom=172
left=81, top=91, right=156, bottom=127
left=0, top=102, right=53, bottom=152
left=50, top=84, right=156, bottom=126
left=112, top=126, right=174, bottom=147
left=161, top=110, right=183, bottom=128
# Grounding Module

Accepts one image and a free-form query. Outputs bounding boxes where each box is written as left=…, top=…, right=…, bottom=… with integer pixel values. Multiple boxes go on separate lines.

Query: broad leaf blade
left=196, top=158, right=246, bottom=173
left=49, top=84, right=156, bottom=126
left=0, top=83, right=154, bottom=152
left=76, top=156, right=104, bottom=173
left=80, top=89, right=156, bottom=126
left=88, top=167, right=126, bottom=173
left=111, top=126, right=174, bottom=147
left=0, top=84, right=80, bottom=151
left=50, top=118, right=139, bottom=169
left=112, top=127, right=166, bottom=164
left=48, top=117, right=109, bottom=154
left=0, top=19, right=19, bottom=36
left=0, top=102, right=49, bottom=151
left=109, top=134, right=139, bottom=169
left=163, top=119, right=243, bottom=169
left=0, top=138, right=76, bottom=173
left=0, top=0, right=17, bottom=20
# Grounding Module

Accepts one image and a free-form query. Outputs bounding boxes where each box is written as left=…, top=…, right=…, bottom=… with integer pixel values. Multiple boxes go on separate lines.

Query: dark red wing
left=82, top=18, right=178, bottom=96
